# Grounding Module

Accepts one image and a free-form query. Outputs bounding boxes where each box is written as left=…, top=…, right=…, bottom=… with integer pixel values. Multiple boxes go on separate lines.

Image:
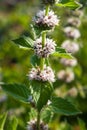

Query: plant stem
left=37, top=111, right=40, bottom=130
left=42, top=31, right=46, bottom=48
left=45, top=5, right=50, bottom=16
left=40, top=5, right=50, bottom=70
left=40, top=31, right=46, bottom=70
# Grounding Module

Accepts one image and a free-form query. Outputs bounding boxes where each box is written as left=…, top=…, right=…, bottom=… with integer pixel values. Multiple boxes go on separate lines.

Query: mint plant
left=1, top=0, right=82, bottom=130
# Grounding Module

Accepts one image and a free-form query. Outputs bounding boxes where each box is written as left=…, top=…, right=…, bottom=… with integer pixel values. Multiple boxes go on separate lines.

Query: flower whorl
left=34, top=37, right=56, bottom=58
left=28, top=66, right=55, bottom=82
left=34, top=10, right=59, bottom=29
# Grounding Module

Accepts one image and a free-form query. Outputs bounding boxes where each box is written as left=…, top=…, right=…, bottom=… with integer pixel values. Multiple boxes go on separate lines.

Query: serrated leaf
left=37, top=82, right=53, bottom=112
left=56, top=0, right=82, bottom=9
left=0, top=113, right=7, bottom=130
left=56, top=47, right=67, bottom=53
left=7, top=116, right=18, bottom=130
left=13, top=36, right=34, bottom=48
left=52, top=52, right=73, bottom=59
left=30, top=80, right=41, bottom=104
left=30, top=55, right=41, bottom=67
left=1, top=83, right=31, bottom=103
left=49, top=97, right=81, bottom=115
left=41, top=108, right=53, bottom=123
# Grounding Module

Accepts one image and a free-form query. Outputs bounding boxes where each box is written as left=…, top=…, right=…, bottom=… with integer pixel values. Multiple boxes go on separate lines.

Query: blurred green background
left=0, top=0, right=87, bottom=129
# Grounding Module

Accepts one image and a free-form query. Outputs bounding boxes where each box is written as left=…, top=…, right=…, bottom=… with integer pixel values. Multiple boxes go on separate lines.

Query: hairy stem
left=42, top=31, right=46, bottom=48
left=45, top=5, right=50, bottom=16
left=37, top=111, right=40, bottom=130
left=40, top=5, right=50, bottom=70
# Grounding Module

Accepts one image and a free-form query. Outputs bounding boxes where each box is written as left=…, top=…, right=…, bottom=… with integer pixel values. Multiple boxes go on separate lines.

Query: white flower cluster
left=35, top=10, right=59, bottom=28
left=60, top=58, right=77, bottom=67
left=67, top=17, right=81, bottom=27
left=57, top=70, right=74, bottom=83
left=28, top=66, right=55, bottom=82
left=61, top=40, right=79, bottom=53
left=34, top=37, right=56, bottom=58
left=64, top=27, right=81, bottom=39
left=27, top=120, right=48, bottom=130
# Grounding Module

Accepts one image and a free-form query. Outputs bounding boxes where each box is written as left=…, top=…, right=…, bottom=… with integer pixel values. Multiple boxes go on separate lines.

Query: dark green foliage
left=1, top=83, right=31, bottom=103
left=49, top=96, right=81, bottom=115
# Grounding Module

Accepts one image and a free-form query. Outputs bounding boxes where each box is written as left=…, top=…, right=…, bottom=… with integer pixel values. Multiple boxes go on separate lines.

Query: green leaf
left=78, top=118, right=86, bottom=130
left=1, top=83, right=31, bottom=103
left=7, top=116, right=18, bottom=130
left=30, top=80, right=41, bottom=104
left=0, top=113, right=7, bottom=130
left=31, top=81, right=53, bottom=112
left=37, top=82, right=53, bottom=112
left=49, top=97, right=81, bottom=115
left=56, top=0, right=82, bottom=9
left=41, top=108, right=53, bottom=123
left=56, top=47, right=67, bottom=53
left=13, top=36, right=34, bottom=48
left=52, top=52, right=73, bottom=59
left=30, top=55, right=41, bottom=67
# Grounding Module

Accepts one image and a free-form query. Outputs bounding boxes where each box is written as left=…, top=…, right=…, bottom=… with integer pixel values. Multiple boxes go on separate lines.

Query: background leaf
left=0, top=113, right=7, bottom=130
left=78, top=118, right=86, bottom=130
left=7, top=116, right=18, bottom=130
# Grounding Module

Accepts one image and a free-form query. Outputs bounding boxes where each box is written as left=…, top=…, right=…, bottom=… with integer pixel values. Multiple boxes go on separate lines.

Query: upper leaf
left=56, top=0, right=82, bottom=9
left=0, top=113, right=7, bottom=130
left=1, top=83, right=31, bottom=103
left=49, top=96, right=81, bottom=115
left=56, top=47, right=67, bottom=53
left=52, top=52, right=73, bottom=59
left=13, top=36, right=34, bottom=48
left=52, top=47, right=73, bottom=59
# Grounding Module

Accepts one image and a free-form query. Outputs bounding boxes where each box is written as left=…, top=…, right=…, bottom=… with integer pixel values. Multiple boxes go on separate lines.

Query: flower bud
left=34, top=37, right=56, bottom=58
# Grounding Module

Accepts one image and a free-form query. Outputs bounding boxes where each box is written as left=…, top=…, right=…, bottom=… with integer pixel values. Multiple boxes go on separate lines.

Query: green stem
left=40, top=31, right=46, bottom=70
left=42, top=31, right=46, bottom=48
left=45, top=5, right=50, bottom=16
left=37, top=111, right=40, bottom=130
